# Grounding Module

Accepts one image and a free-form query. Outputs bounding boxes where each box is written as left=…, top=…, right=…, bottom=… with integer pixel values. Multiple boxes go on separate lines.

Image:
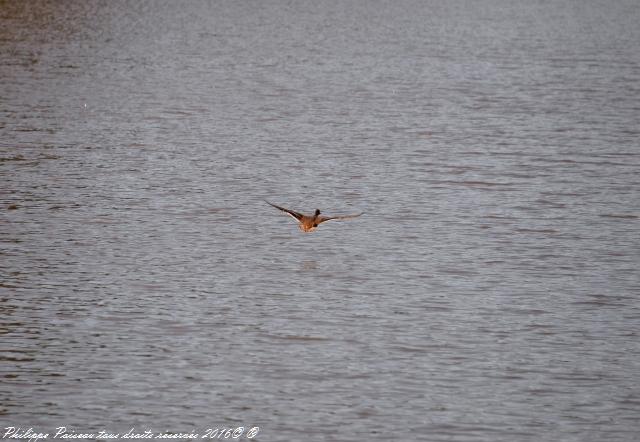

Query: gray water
left=1, top=1, right=639, bottom=441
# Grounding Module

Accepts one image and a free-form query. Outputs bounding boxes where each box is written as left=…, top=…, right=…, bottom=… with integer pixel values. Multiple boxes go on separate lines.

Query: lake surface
left=1, top=1, right=639, bottom=441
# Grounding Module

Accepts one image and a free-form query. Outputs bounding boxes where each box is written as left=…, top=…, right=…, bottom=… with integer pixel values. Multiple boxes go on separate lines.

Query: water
left=1, top=1, right=639, bottom=441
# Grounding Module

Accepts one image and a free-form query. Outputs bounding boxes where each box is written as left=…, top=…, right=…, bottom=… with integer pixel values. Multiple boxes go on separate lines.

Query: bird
left=265, top=201, right=363, bottom=232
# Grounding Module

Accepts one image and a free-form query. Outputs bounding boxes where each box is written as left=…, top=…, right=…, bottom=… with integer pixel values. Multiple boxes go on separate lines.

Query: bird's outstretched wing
left=265, top=201, right=304, bottom=221
left=317, top=213, right=364, bottom=224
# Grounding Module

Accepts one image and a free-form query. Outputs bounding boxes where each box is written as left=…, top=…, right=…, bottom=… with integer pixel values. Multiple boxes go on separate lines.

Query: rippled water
left=1, top=1, right=639, bottom=441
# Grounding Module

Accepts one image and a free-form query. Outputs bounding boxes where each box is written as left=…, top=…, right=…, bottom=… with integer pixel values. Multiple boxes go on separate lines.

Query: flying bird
left=265, top=201, right=363, bottom=232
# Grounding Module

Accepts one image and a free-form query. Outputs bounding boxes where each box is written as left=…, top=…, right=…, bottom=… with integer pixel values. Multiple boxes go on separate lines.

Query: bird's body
left=265, top=201, right=363, bottom=232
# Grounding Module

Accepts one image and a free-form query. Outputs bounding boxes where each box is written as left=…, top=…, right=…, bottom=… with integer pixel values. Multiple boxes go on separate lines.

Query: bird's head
left=314, top=209, right=321, bottom=216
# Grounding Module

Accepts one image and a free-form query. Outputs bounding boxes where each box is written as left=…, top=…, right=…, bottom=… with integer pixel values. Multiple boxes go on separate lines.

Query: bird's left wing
left=265, top=200, right=304, bottom=222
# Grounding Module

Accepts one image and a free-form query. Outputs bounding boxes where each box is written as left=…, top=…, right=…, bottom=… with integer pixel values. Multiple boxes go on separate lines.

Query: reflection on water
left=300, top=260, right=318, bottom=271
left=1, top=0, right=639, bottom=441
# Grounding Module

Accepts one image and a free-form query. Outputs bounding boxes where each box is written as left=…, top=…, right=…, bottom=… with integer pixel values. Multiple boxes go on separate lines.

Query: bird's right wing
left=318, top=213, right=364, bottom=224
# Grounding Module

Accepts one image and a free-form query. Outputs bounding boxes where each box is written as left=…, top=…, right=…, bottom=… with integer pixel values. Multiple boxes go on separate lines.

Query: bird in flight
left=265, top=201, right=363, bottom=232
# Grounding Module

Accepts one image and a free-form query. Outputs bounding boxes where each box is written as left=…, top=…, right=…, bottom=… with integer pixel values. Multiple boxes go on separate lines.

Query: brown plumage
left=265, top=201, right=363, bottom=232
